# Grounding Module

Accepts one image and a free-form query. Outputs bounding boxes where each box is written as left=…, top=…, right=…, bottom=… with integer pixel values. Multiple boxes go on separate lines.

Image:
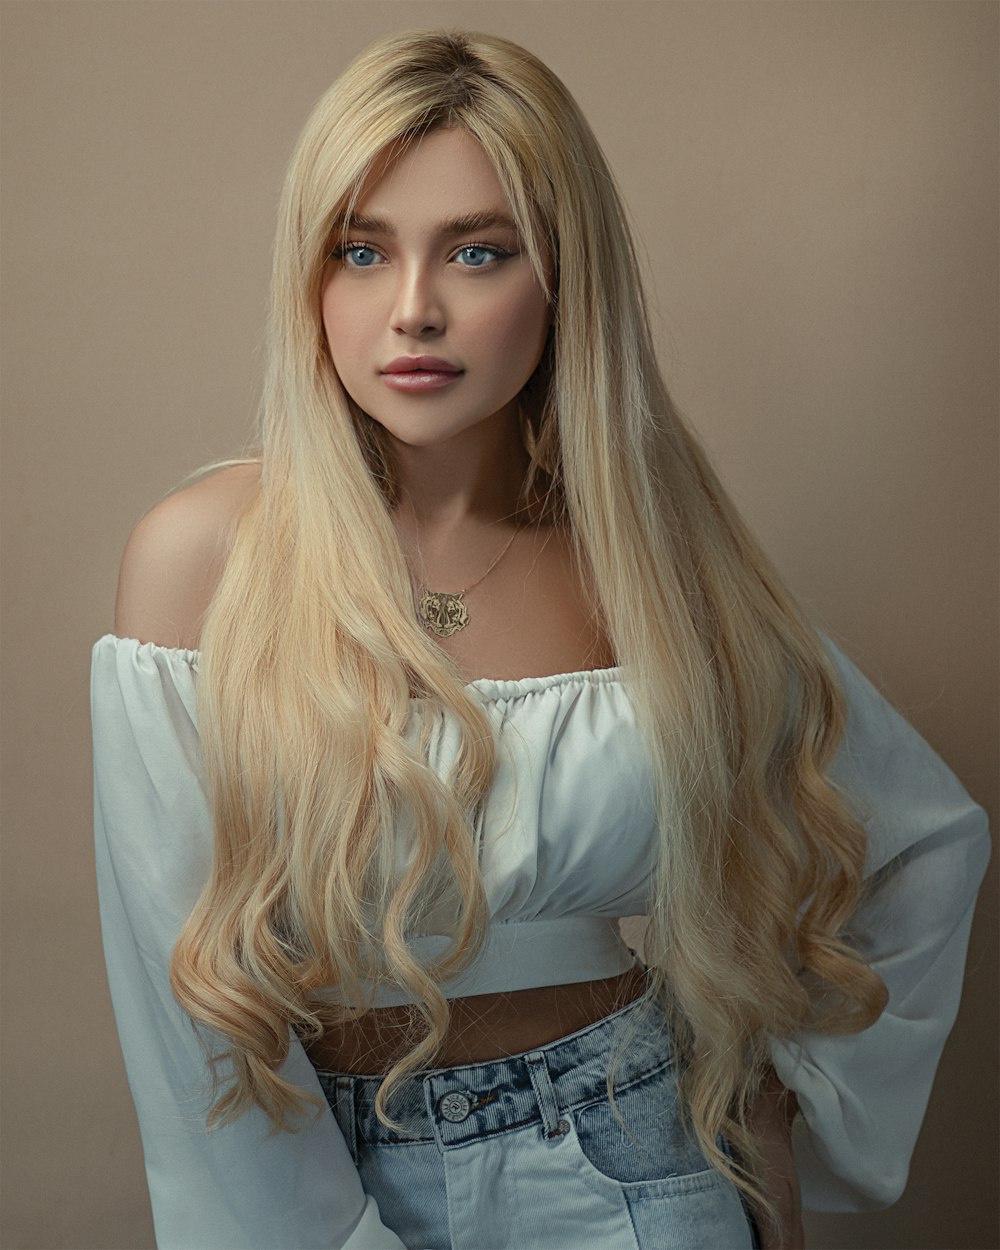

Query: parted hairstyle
left=166, top=27, right=888, bottom=1230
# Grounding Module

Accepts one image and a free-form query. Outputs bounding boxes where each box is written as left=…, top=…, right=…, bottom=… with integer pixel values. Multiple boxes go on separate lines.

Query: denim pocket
left=570, top=1059, right=714, bottom=1186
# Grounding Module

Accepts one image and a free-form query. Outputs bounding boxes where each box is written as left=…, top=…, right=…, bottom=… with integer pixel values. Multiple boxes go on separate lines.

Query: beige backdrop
left=1, top=2, right=996, bottom=1248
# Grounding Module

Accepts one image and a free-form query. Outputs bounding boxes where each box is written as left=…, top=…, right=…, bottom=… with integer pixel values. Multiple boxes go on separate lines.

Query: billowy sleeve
left=767, top=636, right=992, bottom=1212
left=90, top=634, right=409, bottom=1250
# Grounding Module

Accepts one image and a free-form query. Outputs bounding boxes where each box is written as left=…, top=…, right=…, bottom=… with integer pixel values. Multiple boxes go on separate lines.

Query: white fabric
left=348, top=917, right=638, bottom=1007
left=91, top=635, right=408, bottom=1250
left=90, top=631, right=991, bottom=1244
left=767, top=641, right=992, bottom=1210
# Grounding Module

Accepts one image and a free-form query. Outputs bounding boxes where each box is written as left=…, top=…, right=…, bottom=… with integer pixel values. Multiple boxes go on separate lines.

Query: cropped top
left=91, top=631, right=991, bottom=1248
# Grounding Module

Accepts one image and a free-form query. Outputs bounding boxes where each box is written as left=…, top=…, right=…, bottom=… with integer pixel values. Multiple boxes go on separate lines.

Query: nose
left=390, top=261, right=446, bottom=338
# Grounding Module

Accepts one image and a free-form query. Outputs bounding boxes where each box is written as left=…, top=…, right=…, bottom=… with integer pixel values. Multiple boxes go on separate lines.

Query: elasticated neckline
left=95, top=633, right=623, bottom=702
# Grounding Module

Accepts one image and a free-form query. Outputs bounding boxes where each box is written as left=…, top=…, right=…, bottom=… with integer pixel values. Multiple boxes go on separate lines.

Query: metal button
left=438, top=1091, right=473, bottom=1122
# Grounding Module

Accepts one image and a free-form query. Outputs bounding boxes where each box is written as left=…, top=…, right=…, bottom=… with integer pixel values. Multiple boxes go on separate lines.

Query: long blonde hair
left=169, top=27, right=887, bottom=1228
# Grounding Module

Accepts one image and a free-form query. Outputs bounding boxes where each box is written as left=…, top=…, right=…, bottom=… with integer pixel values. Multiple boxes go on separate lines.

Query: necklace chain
left=407, top=516, right=523, bottom=639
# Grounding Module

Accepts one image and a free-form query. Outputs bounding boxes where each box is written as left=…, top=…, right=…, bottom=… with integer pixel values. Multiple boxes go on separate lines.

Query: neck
left=385, top=404, right=540, bottom=534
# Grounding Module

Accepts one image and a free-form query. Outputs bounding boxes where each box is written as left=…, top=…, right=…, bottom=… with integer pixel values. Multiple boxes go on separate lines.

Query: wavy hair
left=167, top=27, right=887, bottom=1230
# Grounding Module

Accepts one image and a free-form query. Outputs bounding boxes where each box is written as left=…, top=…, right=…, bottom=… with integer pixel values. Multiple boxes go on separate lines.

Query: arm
left=92, top=635, right=408, bottom=1249
left=766, top=636, right=992, bottom=1213
left=96, top=483, right=409, bottom=1248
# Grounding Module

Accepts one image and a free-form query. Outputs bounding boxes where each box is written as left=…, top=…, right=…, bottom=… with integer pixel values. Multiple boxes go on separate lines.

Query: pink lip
left=382, top=371, right=462, bottom=392
left=382, top=355, right=461, bottom=374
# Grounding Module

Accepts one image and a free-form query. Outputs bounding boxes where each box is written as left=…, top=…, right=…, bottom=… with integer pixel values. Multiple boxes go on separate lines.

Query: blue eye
left=335, top=244, right=380, bottom=268
left=330, top=241, right=513, bottom=271
left=456, top=245, right=504, bottom=268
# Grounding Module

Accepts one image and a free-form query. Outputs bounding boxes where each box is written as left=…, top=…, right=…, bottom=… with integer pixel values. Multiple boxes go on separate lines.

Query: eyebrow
left=338, top=210, right=520, bottom=238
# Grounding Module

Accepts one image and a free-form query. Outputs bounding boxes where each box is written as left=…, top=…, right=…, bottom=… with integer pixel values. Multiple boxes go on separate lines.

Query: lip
left=382, top=355, right=462, bottom=374
left=382, top=370, right=462, bottom=393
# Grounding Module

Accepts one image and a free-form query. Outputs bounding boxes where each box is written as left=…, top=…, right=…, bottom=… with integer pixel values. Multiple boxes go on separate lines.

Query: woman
left=91, top=28, right=991, bottom=1250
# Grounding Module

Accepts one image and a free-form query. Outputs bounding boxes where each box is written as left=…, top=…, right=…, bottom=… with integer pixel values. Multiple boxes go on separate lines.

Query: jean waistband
left=313, top=976, right=672, bottom=1153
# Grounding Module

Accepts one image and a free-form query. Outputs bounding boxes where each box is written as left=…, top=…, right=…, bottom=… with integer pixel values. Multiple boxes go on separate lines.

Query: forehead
left=349, top=127, right=512, bottom=223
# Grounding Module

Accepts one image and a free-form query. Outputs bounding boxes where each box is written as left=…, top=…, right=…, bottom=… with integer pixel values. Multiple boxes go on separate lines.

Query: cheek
left=480, top=287, right=549, bottom=363
left=321, top=295, right=344, bottom=348
left=321, top=286, right=365, bottom=357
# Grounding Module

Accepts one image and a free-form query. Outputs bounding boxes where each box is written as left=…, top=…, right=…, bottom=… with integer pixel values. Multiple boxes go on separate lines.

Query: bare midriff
left=305, top=963, right=651, bottom=1076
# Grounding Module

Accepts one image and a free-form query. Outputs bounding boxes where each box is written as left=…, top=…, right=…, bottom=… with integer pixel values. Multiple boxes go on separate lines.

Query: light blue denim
left=314, top=964, right=760, bottom=1250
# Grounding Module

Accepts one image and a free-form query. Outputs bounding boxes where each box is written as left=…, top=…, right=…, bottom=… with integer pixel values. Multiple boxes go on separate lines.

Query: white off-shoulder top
left=90, top=631, right=991, bottom=1248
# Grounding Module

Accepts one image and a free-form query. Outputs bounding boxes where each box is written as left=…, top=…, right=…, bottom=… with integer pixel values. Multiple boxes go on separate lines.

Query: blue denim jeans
left=314, top=972, right=760, bottom=1249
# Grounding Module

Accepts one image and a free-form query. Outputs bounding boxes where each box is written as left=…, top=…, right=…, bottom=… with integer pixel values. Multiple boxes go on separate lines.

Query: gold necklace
left=410, top=525, right=521, bottom=638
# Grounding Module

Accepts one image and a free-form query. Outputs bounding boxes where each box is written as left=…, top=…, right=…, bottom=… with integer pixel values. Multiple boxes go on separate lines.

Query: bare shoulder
left=114, top=461, right=262, bottom=650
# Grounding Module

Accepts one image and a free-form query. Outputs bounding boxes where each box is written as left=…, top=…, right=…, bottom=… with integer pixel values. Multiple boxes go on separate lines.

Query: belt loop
left=524, top=1051, right=570, bottom=1138
left=333, top=1076, right=358, bottom=1161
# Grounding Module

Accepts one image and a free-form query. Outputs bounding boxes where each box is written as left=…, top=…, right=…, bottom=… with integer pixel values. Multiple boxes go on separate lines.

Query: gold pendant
left=418, top=588, right=469, bottom=637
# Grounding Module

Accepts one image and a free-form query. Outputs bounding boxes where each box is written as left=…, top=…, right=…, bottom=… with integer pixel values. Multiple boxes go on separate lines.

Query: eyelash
left=330, top=240, right=514, bottom=272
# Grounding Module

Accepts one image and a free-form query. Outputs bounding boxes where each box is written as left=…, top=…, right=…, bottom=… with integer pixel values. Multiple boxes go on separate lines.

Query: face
left=320, top=127, right=553, bottom=454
